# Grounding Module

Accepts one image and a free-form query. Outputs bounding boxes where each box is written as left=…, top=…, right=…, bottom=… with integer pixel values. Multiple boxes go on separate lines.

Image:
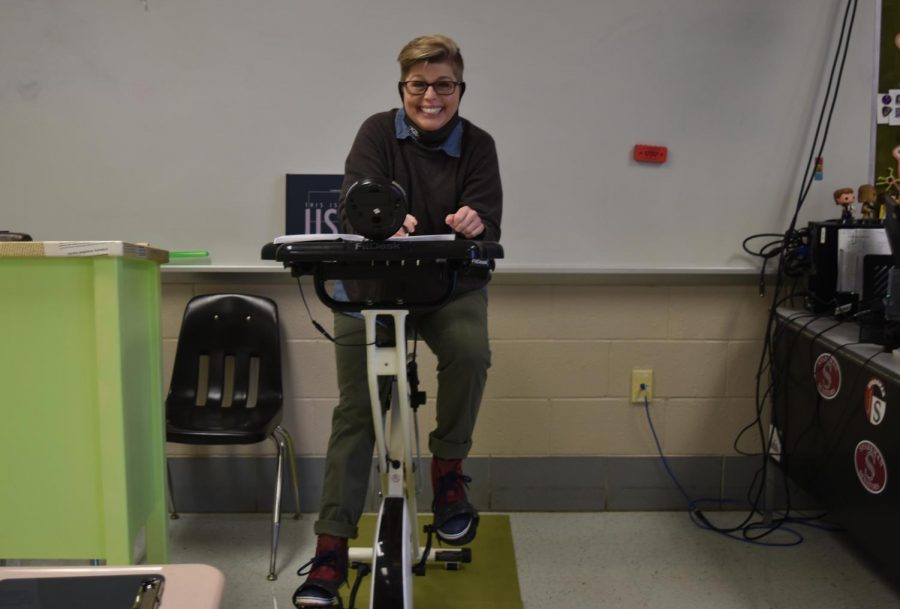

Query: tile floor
left=165, top=511, right=900, bottom=609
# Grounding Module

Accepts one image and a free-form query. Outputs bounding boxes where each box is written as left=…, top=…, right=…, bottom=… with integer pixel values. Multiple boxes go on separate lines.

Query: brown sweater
left=338, top=110, right=503, bottom=306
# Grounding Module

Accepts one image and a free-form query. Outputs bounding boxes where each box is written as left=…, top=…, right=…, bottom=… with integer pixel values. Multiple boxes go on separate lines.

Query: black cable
left=346, top=561, right=371, bottom=609
left=413, top=525, right=436, bottom=576
left=726, top=0, right=858, bottom=546
left=791, top=0, right=858, bottom=229
left=762, top=0, right=856, bottom=495
left=294, top=277, right=376, bottom=346
left=640, top=390, right=803, bottom=546
left=733, top=311, right=821, bottom=459
left=743, top=228, right=812, bottom=296
left=743, top=312, right=835, bottom=531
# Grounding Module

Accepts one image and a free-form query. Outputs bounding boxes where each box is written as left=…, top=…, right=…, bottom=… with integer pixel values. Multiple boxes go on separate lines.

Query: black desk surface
left=776, top=307, right=900, bottom=378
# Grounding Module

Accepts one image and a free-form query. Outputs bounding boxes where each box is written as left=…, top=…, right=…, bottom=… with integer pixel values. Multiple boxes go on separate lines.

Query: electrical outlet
left=631, top=368, right=653, bottom=403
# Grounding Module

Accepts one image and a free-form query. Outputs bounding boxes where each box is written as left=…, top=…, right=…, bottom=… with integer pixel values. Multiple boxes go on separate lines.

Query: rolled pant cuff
left=428, top=436, right=471, bottom=460
left=314, top=519, right=359, bottom=540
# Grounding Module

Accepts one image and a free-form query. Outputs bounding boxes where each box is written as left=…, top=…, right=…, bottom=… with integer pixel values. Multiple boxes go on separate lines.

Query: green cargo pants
left=314, top=288, right=490, bottom=539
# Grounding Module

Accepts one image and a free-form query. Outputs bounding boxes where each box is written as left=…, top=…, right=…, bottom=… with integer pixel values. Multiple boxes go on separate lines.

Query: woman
left=294, top=34, right=502, bottom=608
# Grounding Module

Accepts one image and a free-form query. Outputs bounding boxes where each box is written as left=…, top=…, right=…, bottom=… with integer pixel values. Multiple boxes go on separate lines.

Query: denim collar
left=394, top=108, right=462, bottom=158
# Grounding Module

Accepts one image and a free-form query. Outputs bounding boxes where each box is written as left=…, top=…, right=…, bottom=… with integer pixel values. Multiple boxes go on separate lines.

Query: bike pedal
left=434, top=548, right=471, bottom=563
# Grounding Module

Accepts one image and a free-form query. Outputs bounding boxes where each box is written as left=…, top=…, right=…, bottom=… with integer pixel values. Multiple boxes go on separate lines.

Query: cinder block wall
left=162, top=272, right=774, bottom=512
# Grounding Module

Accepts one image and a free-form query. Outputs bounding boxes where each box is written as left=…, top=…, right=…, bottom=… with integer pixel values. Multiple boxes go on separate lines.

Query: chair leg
left=267, top=433, right=285, bottom=581
left=166, top=459, right=179, bottom=520
left=275, top=425, right=302, bottom=518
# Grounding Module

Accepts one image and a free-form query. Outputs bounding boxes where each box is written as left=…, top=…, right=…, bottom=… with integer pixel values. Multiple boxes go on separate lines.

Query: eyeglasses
left=399, top=80, right=463, bottom=95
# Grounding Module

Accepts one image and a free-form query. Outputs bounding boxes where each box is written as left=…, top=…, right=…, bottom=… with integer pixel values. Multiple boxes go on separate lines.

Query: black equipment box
left=806, top=221, right=890, bottom=314
left=806, top=220, right=843, bottom=313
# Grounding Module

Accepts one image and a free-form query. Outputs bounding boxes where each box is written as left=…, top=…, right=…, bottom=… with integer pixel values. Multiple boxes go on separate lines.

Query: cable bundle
left=676, top=0, right=860, bottom=546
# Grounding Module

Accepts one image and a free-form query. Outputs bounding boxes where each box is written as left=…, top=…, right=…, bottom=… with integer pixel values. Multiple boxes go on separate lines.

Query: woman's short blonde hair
left=397, top=35, right=464, bottom=80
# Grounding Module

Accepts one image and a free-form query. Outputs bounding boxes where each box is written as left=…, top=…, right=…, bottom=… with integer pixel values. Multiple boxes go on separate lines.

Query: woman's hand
left=445, top=205, right=484, bottom=238
left=392, top=214, right=418, bottom=237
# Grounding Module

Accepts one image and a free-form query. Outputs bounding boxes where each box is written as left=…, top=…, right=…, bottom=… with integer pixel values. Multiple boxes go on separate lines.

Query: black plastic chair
left=165, top=293, right=300, bottom=581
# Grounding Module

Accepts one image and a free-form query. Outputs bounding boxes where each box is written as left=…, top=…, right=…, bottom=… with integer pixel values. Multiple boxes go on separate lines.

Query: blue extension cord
left=638, top=383, right=807, bottom=547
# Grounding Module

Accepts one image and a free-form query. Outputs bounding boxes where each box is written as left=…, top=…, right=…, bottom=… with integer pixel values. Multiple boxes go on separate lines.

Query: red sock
left=431, top=457, right=466, bottom=505
left=309, top=534, right=348, bottom=582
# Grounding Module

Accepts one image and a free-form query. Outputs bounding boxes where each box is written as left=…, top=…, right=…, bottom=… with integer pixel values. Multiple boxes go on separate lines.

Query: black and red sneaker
left=431, top=457, right=479, bottom=546
left=292, top=534, right=348, bottom=608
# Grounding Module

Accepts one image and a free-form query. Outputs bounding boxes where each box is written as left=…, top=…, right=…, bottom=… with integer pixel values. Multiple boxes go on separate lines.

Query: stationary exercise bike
left=262, top=178, right=504, bottom=609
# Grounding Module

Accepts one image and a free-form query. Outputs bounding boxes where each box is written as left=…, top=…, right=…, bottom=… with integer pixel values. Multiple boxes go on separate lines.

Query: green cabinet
left=0, top=246, right=169, bottom=564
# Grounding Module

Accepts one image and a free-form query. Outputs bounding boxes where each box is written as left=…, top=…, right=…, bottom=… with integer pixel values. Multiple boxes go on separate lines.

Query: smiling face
left=402, top=61, right=461, bottom=133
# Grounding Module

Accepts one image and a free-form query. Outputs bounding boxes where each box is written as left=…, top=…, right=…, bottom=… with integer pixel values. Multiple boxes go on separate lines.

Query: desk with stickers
left=773, top=308, right=900, bottom=578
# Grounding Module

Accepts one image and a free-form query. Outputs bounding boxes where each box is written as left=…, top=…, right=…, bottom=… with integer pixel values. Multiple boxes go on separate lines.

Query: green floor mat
left=345, top=513, right=523, bottom=609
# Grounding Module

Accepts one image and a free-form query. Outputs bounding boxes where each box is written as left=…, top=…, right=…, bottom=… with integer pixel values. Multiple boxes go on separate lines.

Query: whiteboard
left=0, top=0, right=877, bottom=272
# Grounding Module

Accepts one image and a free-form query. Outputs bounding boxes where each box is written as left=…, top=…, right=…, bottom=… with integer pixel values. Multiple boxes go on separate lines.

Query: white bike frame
left=347, top=309, right=418, bottom=609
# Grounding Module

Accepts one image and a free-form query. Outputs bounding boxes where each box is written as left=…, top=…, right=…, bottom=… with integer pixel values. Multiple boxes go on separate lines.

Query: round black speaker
left=344, top=177, right=409, bottom=241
